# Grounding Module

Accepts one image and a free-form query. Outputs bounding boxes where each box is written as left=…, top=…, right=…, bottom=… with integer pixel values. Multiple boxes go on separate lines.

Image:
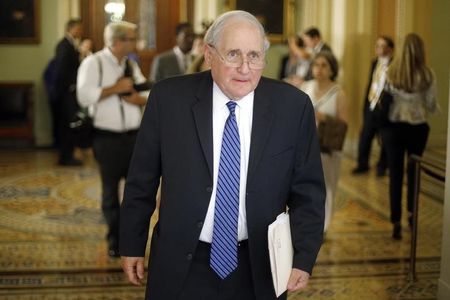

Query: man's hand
left=121, top=256, right=145, bottom=286
left=122, top=91, right=146, bottom=106
left=115, top=77, right=134, bottom=94
left=287, top=268, right=310, bottom=292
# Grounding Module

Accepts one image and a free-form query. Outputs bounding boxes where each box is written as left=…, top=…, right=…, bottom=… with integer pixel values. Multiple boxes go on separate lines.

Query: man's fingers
left=287, top=268, right=310, bottom=292
left=121, top=256, right=144, bottom=286
left=136, top=259, right=145, bottom=280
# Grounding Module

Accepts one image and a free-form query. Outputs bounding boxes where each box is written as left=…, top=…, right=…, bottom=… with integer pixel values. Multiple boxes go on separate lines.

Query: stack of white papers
left=268, top=212, right=293, bottom=297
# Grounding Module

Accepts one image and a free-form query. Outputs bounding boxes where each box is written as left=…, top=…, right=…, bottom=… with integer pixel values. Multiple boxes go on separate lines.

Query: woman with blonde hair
left=380, top=33, right=439, bottom=240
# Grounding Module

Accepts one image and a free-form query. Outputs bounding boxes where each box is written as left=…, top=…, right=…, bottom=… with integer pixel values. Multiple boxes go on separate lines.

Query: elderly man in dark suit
left=53, top=18, right=83, bottom=166
left=149, top=22, right=195, bottom=82
left=120, top=10, right=325, bottom=300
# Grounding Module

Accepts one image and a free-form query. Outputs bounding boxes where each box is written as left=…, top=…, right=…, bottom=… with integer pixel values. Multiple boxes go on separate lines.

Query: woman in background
left=301, top=51, right=348, bottom=232
left=381, top=33, right=439, bottom=240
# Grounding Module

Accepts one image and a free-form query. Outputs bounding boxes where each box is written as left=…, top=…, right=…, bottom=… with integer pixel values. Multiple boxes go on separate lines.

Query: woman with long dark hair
left=381, top=33, right=439, bottom=240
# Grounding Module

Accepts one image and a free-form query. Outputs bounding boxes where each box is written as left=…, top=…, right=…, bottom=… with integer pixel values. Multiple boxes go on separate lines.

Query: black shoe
left=59, top=158, right=83, bottom=166
left=392, top=223, right=402, bottom=240
left=376, top=168, right=387, bottom=177
left=352, top=166, right=369, bottom=175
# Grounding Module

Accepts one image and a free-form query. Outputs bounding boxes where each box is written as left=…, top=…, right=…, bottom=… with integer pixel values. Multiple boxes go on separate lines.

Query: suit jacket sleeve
left=119, top=87, right=161, bottom=257
left=150, top=56, right=161, bottom=83
left=288, top=96, right=326, bottom=274
left=54, top=39, right=77, bottom=98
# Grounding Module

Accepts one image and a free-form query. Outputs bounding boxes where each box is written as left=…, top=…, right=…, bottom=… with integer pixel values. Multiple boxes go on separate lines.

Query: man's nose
left=237, top=58, right=251, bottom=73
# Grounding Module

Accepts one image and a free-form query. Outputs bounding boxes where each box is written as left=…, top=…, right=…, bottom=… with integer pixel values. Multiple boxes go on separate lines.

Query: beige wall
left=440, top=75, right=450, bottom=297
left=436, top=0, right=450, bottom=296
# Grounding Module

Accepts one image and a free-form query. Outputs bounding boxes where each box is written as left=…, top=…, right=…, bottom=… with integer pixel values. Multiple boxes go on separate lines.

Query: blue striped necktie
left=210, top=101, right=240, bottom=279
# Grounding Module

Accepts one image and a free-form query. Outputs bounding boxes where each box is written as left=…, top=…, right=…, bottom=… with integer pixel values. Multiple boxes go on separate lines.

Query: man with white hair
left=77, top=21, right=148, bottom=258
left=120, top=11, right=325, bottom=299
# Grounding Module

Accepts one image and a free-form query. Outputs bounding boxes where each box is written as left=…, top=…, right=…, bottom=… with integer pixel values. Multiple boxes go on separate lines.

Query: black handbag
left=69, top=107, right=93, bottom=148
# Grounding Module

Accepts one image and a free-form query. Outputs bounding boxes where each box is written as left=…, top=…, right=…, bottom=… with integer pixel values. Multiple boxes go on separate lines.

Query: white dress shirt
left=173, top=46, right=188, bottom=73
left=199, top=83, right=253, bottom=242
left=77, top=47, right=149, bottom=132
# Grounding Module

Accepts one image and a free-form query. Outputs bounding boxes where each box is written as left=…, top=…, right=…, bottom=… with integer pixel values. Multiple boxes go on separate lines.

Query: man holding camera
left=76, top=21, right=149, bottom=257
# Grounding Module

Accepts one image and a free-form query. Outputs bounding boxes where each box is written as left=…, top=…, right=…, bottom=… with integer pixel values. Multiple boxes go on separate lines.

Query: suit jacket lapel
left=247, top=80, right=273, bottom=186
left=192, top=72, right=214, bottom=179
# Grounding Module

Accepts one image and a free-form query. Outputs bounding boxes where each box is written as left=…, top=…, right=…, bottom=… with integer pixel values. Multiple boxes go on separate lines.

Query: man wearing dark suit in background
left=120, top=10, right=325, bottom=300
left=53, top=18, right=83, bottom=166
left=149, top=22, right=195, bottom=82
left=302, top=27, right=333, bottom=81
left=352, top=36, right=394, bottom=176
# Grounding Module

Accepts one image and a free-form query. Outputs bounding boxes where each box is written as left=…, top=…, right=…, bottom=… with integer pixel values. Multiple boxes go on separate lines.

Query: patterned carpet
left=0, top=148, right=444, bottom=299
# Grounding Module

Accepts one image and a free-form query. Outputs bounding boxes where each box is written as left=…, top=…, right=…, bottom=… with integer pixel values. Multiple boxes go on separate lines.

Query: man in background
left=149, top=22, right=195, bottom=82
left=77, top=21, right=148, bottom=257
left=53, top=18, right=83, bottom=166
left=301, top=27, right=333, bottom=81
left=353, top=36, right=394, bottom=176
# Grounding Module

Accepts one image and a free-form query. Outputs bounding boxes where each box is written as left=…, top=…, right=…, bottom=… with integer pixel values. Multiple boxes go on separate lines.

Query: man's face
left=176, top=26, right=195, bottom=54
left=205, top=20, right=264, bottom=100
left=302, top=34, right=318, bottom=49
left=116, top=29, right=137, bottom=56
left=70, top=24, right=83, bottom=39
left=375, top=38, right=392, bottom=58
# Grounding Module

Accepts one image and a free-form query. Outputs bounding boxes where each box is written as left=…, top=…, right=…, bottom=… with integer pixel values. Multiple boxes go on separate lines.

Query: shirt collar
left=65, top=33, right=79, bottom=48
left=212, top=82, right=254, bottom=114
left=314, top=41, right=324, bottom=53
left=173, top=46, right=185, bottom=59
left=104, top=47, right=127, bottom=66
left=378, top=56, right=390, bottom=66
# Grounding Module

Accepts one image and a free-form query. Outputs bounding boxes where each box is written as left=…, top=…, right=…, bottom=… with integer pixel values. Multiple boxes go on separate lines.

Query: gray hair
left=204, top=10, right=270, bottom=52
left=104, top=21, right=137, bottom=47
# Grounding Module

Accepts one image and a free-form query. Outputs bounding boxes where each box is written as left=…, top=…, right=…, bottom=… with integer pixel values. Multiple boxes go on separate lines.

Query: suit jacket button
left=197, top=221, right=203, bottom=228
left=206, top=186, right=212, bottom=193
left=186, top=253, right=193, bottom=260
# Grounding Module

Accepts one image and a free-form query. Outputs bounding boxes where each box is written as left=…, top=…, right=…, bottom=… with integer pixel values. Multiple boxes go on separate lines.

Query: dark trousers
left=380, top=122, right=429, bottom=223
left=92, top=129, right=137, bottom=247
left=356, top=105, right=387, bottom=170
left=178, top=241, right=256, bottom=300
left=57, top=92, right=79, bottom=163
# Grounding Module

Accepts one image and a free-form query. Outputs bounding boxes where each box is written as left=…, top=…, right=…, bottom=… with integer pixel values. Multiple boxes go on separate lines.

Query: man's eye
left=226, top=50, right=240, bottom=60
left=248, top=52, right=260, bottom=61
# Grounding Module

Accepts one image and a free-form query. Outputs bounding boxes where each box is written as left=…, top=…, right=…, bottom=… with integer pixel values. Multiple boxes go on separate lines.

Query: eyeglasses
left=208, top=45, right=266, bottom=70
left=121, top=37, right=137, bottom=42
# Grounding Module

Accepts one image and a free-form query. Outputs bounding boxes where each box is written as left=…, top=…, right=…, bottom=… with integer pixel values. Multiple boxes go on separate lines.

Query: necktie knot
left=226, top=101, right=237, bottom=116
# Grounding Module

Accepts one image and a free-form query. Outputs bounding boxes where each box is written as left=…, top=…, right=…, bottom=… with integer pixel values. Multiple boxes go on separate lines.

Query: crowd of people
left=43, top=10, right=439, bottom=299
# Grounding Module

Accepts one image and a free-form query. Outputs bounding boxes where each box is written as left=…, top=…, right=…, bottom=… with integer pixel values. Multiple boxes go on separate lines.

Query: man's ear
left=204, top=45, right=212, bottom=64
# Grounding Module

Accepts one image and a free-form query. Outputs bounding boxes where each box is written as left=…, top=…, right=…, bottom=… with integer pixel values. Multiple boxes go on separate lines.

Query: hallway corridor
left=0, top=148, right=443, bottom=299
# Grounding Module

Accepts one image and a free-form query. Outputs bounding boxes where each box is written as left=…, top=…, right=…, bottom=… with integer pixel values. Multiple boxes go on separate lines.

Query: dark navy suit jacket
left=120, top=71, right=325, bottom=300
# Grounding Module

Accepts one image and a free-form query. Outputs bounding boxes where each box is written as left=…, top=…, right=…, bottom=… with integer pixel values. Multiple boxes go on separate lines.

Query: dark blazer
left=363, top=59, right=378, bottom=111
left=120, top=71, right=325, bottom=300
left=53, top=37, right=80, bottom=98
left=279, top=54, right=291, bottom=80
left=149, top=49, right=183, bottom=82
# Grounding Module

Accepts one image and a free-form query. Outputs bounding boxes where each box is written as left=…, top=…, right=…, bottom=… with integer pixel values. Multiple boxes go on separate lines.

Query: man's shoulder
left=259, top=77, right=309, bottom=99
left=155, top=49, right=176, bottom=60
left=153, top=71, right=210, bottom=93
